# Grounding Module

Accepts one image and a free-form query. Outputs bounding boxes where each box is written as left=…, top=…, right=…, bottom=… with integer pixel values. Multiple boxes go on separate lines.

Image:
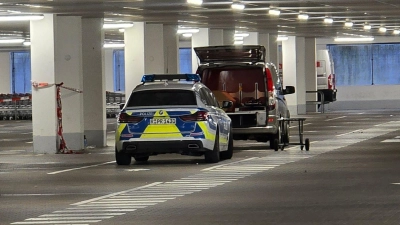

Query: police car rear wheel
left=205, top=131, right=220, bottom=163
left=134, top=156, right=149, bottom=162
left=115, top=148, right=132, bottom=165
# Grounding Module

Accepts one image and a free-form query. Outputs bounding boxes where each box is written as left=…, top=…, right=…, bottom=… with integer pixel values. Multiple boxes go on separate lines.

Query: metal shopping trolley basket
left=276, top=118, right=310, bottom=151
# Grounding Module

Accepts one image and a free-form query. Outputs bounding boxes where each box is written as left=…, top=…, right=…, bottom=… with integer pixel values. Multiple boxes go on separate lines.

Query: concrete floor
left=1, top=109, right=400, bottom=224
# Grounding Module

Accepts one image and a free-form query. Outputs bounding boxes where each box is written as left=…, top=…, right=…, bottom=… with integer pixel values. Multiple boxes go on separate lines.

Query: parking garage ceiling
left=0, top=0, right=400, bottom=42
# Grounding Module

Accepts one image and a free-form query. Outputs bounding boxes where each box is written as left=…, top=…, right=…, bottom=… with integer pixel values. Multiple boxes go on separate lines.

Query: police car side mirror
left=119, top=103, right=125, bottom=110
left=283, top=86, right=295, bottom=95
left=221, top=101, right=233, bottom=109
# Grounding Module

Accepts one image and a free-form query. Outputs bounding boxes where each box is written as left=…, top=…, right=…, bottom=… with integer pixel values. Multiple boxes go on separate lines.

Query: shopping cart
left=276, top=118, right=310, bottom=151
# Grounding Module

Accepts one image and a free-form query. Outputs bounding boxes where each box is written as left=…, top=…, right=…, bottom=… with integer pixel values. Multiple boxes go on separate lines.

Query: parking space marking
left=12, top=120, right=400, bottom=225
left=336, top=129, right=363, bottom=137
left=382, top=139, right=400, bottom=142
left=290, top=123, right=312, bottom=128
left=381, top=136, right=400, bottom=142
left=47, top=161, right=115, bottom=175
left=126, top=168, right=150, bottom=172
left=325, top=116, right=347, bottom=121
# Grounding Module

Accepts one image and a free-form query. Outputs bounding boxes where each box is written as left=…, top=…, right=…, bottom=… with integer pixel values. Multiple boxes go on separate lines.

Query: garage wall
left=327, top=85, right=400, bottom=110
left=0, top=52, right=10, bottom=93
left=317, top=37, right=400, bottom=111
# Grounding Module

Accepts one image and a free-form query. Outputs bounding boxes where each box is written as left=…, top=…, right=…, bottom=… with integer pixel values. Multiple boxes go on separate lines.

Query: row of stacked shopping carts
left=106, top=91, right=125, bottom=118
left=0, top=93, right=32, bottom=120
left=0, top=92, right=125, bottom=120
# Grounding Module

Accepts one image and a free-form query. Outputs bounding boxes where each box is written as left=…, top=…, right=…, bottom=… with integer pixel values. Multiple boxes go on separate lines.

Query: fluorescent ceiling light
left=0, top=15, right=44, bottom=21
left=277, top=36, right=288, bottom=41
left=103, top=43, right=125, bottom=48
left=231, top=2, right=245, bottom=10
left=298, top=14, right=309, bottom=20
left=187, top=0, right=203, bottom=5
left=344, top=21, right=353, bottom=27
left=379, top=27, right=387, bottom=32
left=103, top=23, right=133, bottom=29
left=23, top=41, right=31, bottom=46
left=334, top=37, right=374, bottom=42
left=234, top=36, right=244, bottom=41
left=234, top=40, right=243, bottom=45
left=324, top=18, right=333, bottom=24
left=234, top=33, right=249, bottom=37
left=182, top=33, right=193, bottom=37
left=0, top=39, right=25, bottom=44
left=393, top=30, right=400, bottom=35
left=119, top=28, right=125, bottom=33
left=269, top=9, right=280, bottom=16
left=364, top=25, right=372, bottom=30
left=177, top=28, right=199, bottom=34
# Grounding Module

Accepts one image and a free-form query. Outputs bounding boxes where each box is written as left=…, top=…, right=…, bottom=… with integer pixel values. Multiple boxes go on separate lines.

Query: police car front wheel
left=205, top=132, right=220, bottom=163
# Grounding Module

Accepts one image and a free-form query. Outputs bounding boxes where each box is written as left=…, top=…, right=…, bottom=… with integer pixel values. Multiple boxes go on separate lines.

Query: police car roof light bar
left=141, top=74, right=201, bottom=83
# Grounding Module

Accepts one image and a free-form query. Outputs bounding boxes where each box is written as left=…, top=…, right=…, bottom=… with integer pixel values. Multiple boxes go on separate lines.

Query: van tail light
left=180, top=111, right=208, bottom=121
left=118, top=113, right=143, bottom=123
left=328, top=74, right=335, bottom=90
left=265, top=68, right=276, bottom=111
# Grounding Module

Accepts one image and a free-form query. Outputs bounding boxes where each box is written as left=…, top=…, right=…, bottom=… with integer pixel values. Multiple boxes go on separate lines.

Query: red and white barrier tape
left=32, top=81, right=83, bottom=153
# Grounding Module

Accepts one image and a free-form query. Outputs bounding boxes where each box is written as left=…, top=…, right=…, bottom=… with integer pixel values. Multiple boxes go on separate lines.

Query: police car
left=115, top=74, right=233, bottom=165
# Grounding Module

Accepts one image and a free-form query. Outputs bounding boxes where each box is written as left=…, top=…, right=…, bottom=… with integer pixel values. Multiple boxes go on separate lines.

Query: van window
left=200, top=67, right=265, bottom=93
left=127, top=90, right=196, bottom=107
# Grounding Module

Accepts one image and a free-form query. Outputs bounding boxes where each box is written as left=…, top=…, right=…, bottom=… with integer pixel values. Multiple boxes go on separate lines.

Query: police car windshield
left=127, top=90, right=197, bottom=107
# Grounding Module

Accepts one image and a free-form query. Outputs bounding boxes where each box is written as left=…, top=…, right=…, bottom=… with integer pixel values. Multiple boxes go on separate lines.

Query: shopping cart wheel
left=305, top=138, right=310, bottom=151
left=273, top=139, right=279, bottom=151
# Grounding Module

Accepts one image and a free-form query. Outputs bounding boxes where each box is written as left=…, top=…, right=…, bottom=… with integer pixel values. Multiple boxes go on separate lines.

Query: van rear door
left=194, top=45, right=266, bottom=64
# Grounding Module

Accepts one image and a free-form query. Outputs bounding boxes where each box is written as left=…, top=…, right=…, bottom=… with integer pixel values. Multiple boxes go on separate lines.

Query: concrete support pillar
left=282, top=36, right=307, bottom=115
left=223, top=29, right=235, bottom=45
left=82, top=18, right=106, bottom=148
left=0, top=52, right=10, bottom=93
left=243, top=32, right=258, bottom=45
left=258, top=33, right=278, bottom=65
left=210, top=29, right=223, bottom=46
left=191, top=28, right=209, bottom=73
left=163, top=25, right=179, bottom=74
left=209, top=29, right=235, bottom=46
left=305, top=38, right=318, bottom=112
left=31, top=14, right=84, bottom=153
left=124, top=22, right=164, bottom=97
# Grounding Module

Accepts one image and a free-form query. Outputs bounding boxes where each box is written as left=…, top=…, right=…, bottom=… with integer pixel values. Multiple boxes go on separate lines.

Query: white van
left=317, top=49, right=337, bottom=102
left=278, top=48, right=337, bottom=102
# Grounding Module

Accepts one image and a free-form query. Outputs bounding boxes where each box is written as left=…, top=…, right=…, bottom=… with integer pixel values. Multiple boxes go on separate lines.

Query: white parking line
left=336, top=129, right=363, bottom=137
left=325, top=116, right=347, bottom=121
left=290, top=123, right=312, bottom=128
left=382, top=139, right=400, bottom=142
left=47, top=161, right=115, bottom=175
